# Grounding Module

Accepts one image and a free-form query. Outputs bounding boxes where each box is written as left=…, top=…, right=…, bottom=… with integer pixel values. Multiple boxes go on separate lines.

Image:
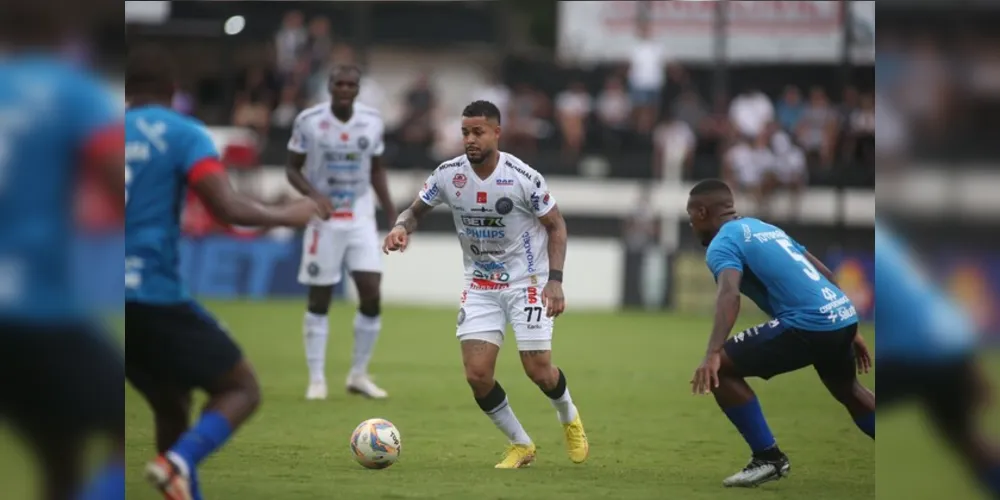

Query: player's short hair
left=330, top=64, right=361, bottom=79
left=125, top=45, right=175, bottom=98
left=689, top=179, right=733, bottom=198
left=462, top=100, right=501, bottom=125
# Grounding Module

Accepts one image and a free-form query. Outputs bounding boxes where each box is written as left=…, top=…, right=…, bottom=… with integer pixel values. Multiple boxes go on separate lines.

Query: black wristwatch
left=549, top=270, right=563, bottom=283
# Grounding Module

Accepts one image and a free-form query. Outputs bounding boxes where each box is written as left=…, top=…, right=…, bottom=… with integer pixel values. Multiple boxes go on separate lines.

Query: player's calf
left=519, top=349, right=588, bottom=463
left=820, top=375, right=875, bottom=439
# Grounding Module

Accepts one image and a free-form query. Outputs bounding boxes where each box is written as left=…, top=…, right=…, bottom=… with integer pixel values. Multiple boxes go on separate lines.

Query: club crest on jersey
left=357, top=136, right=370, bottom=150
left=495, top=197, right=514, bottom=215
left=496, top=178, right=514, bottom=186
left=453, top=173, right=467, bottom=188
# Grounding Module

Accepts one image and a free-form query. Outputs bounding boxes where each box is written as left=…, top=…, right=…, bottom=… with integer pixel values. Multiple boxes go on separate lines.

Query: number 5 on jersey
left=777, top=238, right=821, bottom=281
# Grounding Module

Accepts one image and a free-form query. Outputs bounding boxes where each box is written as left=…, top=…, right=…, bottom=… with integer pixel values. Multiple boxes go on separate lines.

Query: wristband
left=549, top=270, right=563, bottom=283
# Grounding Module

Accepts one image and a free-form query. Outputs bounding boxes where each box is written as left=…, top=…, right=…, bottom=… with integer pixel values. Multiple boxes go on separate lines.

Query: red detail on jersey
left=308, top=228, right=321, bottom=255
left=452, top=173, right=467, bottom=188
left=460, top=290, right=468, bottom=304
left=82, top=123, right=124, bottom=170
left=470, top=279, right=509, bottom=291
left=542, top=192, right=550, bottom=205
left=341, top=132, right=349, bottom=142
left=476, top=191, right=487, bottom=204
left=526, top=287, right=539, bottom=305
left=187, top=158, right=226, bottom=186
left=320, top=121, right=331, bottom=130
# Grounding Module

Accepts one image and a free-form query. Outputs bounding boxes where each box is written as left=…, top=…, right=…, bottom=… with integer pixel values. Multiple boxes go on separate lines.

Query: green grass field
left=7, top=300, right=1000, bottom=499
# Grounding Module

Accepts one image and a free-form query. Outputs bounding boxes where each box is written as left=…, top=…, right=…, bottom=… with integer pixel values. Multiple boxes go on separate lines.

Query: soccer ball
left=350, top=418, right=401, bottom=469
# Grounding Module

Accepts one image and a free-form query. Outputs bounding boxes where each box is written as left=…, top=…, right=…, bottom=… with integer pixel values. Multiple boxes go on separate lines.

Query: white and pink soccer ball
left=350, top=418, right=401, bottom=469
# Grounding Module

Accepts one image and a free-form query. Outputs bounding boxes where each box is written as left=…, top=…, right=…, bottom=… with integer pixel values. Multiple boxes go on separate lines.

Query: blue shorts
left=629, top=87, right=660, bottom=107
left=723, top=319, right=858, bottom=381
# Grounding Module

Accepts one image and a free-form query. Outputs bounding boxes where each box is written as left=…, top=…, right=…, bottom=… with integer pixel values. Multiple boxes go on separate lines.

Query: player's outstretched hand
left=852, top=334, right=873, bottom=374
left=279, top=197, right=325, bottom=227
left=691, top=352, right=721, bottom=395
left=382, top=226, right=409, bottom=254
left=542, top=281, right=565, bottom=318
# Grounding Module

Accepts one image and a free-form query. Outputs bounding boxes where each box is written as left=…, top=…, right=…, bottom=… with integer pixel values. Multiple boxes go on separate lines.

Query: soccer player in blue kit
left=125, top=46, right=323, bottom=499
left=877, top=222, right=1000, bottom=498
left=686, top=179, right=875, bottom=488
left=0, top=4, right=125, bottom=499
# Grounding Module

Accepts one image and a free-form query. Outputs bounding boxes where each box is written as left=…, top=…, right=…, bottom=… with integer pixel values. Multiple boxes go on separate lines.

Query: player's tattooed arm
left=370, top=156, right=398, bottom=225
left=805, top=251, right=838, bottom=286
left=538, top=205, right=568, bottom=273
left=394, top=197, right=434, bottom=234
left=707, top=268, right=743, bottom=355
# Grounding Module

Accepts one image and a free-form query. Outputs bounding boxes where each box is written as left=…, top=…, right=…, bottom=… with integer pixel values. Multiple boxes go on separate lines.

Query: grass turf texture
left=7, top=300, right=1000, bottom=498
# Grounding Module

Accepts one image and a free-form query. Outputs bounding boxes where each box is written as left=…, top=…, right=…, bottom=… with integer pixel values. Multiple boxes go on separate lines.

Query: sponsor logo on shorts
left=470, top=279, right=510, bottom=291
left=457, top=307, right=466, bottom=325
left=461, top=216, right=505, bottom=228
left=495, top=197, right=514, bottom=215
left=522, top=231, right=537, bottom=273
left=453, top=173, right=467, bottom=188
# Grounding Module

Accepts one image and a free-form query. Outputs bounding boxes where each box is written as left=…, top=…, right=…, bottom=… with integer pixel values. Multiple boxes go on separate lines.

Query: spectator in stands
left=627, top=22, right=666, bottom=134
left=306, top=16, right=333, bottom=74
left=775, top=85, right=804, bottom=133
left=652, top=111, right=695, bottom=179
left=594, top=75, right=631, bottom=151
left=555, top=81, right=592, bottom=162
left=232, top=66, right=277, bottom=137
left=506, top=83, right=551, bottom=156
left=729, top=88, right=774, bottom=143
left=796, top=86, right=838, bottom=169
left=471, top=71, right=511, bottom=121
left=767, top=123, right=807, bottom=219
left=722, top=134, right=773, bottom=214
left=671, top=89, right=707, bottom=132
left=394, top=73, right=438, bottom=169
left=275, top=10, right=307, bottom=81
left=271, top=84, right=301, bottom=130
left=700, top=91, right=734, bottom=159
left=844, top=92, right=876, bottom=166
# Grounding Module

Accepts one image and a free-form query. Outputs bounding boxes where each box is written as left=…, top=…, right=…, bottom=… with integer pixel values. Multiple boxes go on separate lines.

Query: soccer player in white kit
left=286, top=65, right=395, bottom=400
left=383, top=101, right=589, bottom=468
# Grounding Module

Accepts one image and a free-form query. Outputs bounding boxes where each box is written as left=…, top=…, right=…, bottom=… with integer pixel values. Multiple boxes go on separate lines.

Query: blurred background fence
left=117, top=1, right=991, bottom=338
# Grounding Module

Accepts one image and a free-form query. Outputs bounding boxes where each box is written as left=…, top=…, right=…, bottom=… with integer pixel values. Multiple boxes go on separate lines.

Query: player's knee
left=464, top=366, right=494, bottom=392
left=307, top=287, right=333, bottom=315
left=358, top=297, right=380, bottom=318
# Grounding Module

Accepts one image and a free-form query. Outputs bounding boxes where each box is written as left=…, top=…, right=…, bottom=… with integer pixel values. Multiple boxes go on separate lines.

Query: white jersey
left=288, top=102, right=385, bottom=227
left=418, top=153, right=555, bottom=289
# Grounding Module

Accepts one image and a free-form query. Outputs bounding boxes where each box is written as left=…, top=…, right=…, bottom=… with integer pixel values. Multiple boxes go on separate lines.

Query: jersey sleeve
left=287, top=112, right=309, bottom=154
left=182, top=124, right=224, bottom=184
left=706, top=233, right=745, bottom=280
left=524, top=172, right=556, bottom=218
left=417, top=169, right=444, bottom=207
left=71, top=75, right=122, bottom=163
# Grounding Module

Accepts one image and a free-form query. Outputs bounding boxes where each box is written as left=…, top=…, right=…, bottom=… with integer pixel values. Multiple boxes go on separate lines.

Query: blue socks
left=982, top=465, right=1000, bottom=496
left=722, top=397, right=777, bottom=454
left=169, top=411, right=233, bottom=472
left=854, top=411, right=875, bottom=439
left=76, top=461, right=124, bottom=500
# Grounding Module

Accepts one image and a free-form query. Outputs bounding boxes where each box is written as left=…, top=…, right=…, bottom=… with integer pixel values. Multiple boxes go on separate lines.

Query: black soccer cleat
left=722, top=454, right=791, bottom=488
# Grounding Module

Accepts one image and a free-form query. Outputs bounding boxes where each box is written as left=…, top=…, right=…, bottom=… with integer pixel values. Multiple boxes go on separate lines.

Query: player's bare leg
left=304, top=285, right=334, bottom=400
left=818, top=374, right=875, bottom=439
left=346, top=271, right=387, bottom=399
left=520, top=349, right=588, bottom=464
left=146, top=359, right=261, bottom=500
left=462, top=338, right=535, bottom=468
left=712, top=351, right=789, bottom=488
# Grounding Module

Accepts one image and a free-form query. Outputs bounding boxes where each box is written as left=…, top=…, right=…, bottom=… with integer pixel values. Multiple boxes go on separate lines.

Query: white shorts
left=297, top=219, right=382, bottom=286
left=456, top=284, right=553, bottom=351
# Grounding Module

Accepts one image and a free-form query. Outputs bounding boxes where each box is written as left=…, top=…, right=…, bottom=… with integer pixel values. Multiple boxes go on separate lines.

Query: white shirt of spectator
left=417, top=152, right=555, bottom=288
left=628, top=41, right=665, bottom=91
left=653, top=120, right=695, bottom=179
left=472, top=84, right=512, bottom=117
left=727, top=142, right=773, bottom=188
left=729, top=91, right=774, bottom=139
left=769, top=131, right=807, bottom=184
left=288, top=101, right=386, bottom=228
left=275, top=27, right=307, bottom=74
left=556, top=90, right=592, bottom=118
left=596, top=90, right=631, bottom=126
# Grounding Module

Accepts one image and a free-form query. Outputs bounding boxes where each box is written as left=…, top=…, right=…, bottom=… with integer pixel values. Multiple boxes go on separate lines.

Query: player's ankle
left=753, top=445, right=785, bottom=461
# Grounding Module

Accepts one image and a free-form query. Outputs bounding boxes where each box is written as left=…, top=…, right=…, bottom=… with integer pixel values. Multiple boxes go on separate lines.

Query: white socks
left=351, top=311, right=381, bottom=377
left=485, top=397, right=533, bottom=446
left=303, top=312, right=328, bottom=383
left=550, top=387, right=579, bottom=425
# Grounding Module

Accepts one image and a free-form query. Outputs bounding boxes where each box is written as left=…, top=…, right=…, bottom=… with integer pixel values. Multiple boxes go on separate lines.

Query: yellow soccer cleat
left=563, top=414, right=589, bottom=464
left=495, top=443, right=536, bottom=469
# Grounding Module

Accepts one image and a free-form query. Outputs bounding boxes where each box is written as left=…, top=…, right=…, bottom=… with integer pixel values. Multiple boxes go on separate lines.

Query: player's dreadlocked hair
left=689, top=179, right=732, bottom=197
left=125, top=45, right=176, bottom=100
left=462, top=100, right=502, bottom=125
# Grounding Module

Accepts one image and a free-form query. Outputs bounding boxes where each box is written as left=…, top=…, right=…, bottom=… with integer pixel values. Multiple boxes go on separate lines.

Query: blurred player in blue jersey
left=0, top=3, right=125, bottom=500
left=686, top=179, right=875, bottom=488
left=877, top=222, right=1000, bottom=498
left=125, top=45, right=323, bottom=500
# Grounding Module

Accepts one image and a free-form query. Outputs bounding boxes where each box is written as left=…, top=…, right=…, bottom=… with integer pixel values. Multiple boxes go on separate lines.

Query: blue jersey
left=875, top=222, right=976, bottom=362
left=125, top=105, right=220, bottom=304
left=706, top=217, right=858, bottom=331
left=0, top=55, right=118, bottom=321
